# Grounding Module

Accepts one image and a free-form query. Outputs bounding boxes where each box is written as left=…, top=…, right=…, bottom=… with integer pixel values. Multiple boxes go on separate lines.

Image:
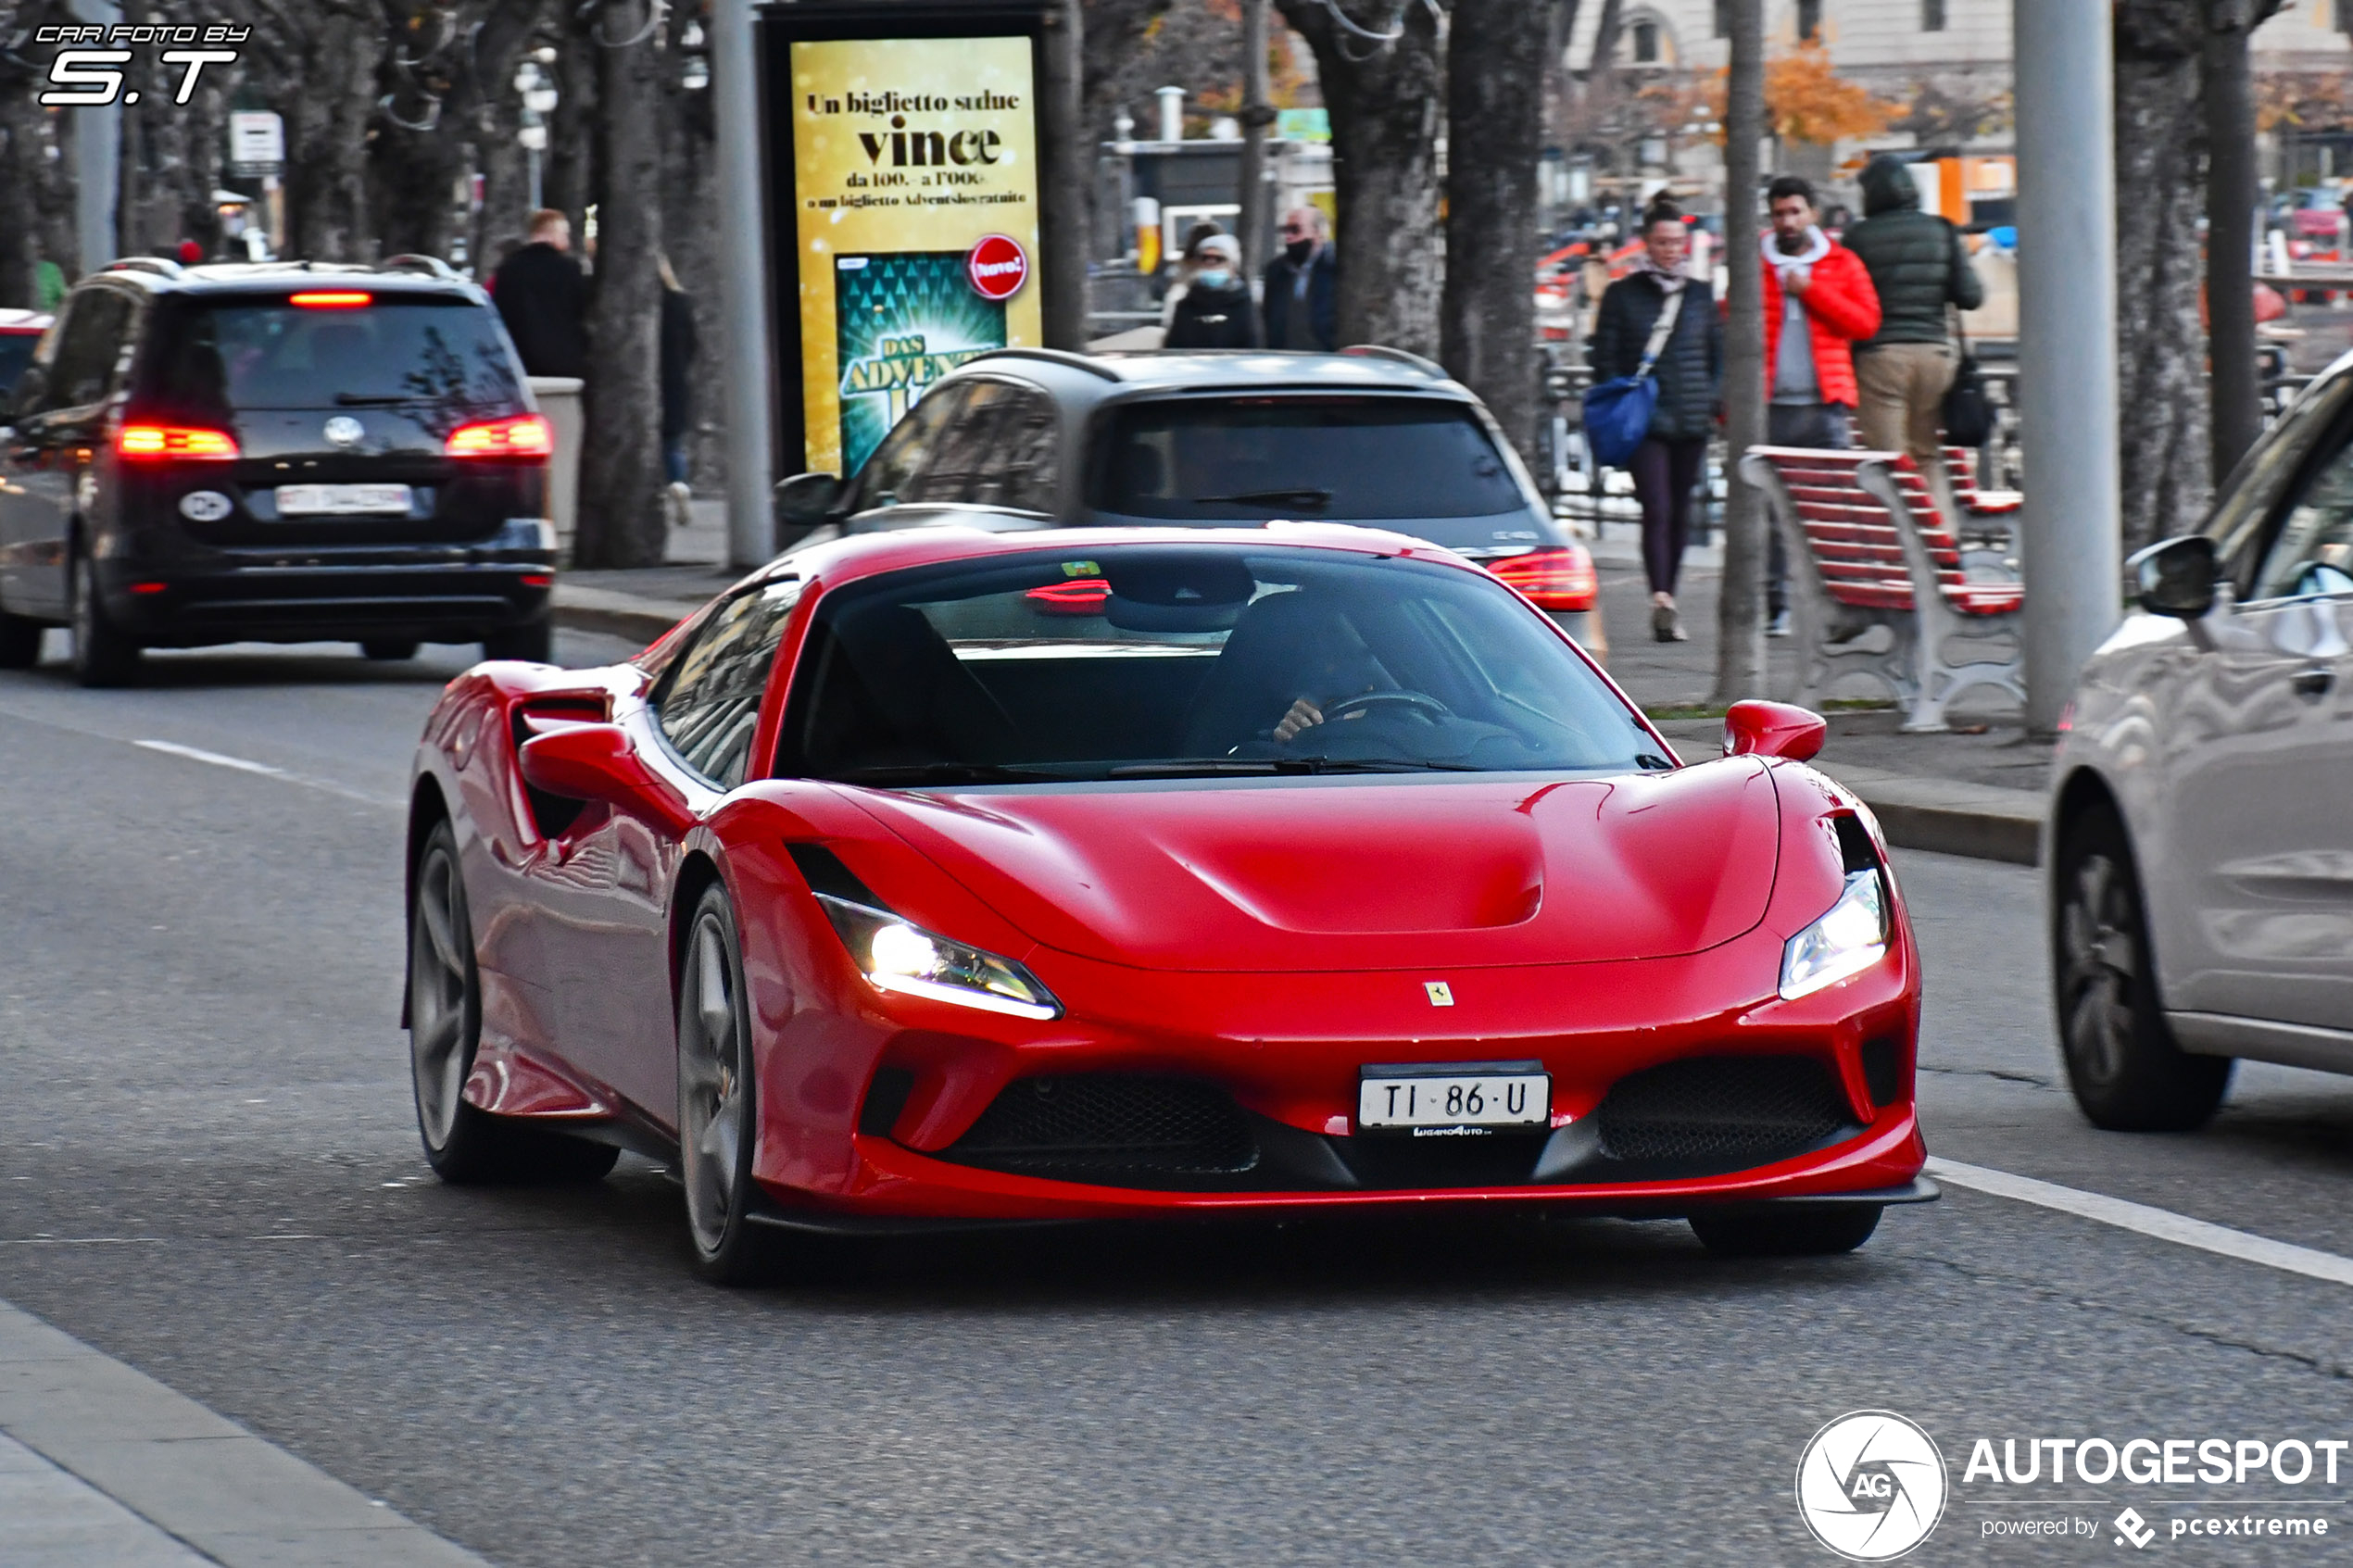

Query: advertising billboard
left=762, top=6, right=1053, bottom=481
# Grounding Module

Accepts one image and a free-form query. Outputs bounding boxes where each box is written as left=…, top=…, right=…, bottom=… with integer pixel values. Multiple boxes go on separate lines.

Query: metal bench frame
left=1740, top=445, right=2025, bottom=734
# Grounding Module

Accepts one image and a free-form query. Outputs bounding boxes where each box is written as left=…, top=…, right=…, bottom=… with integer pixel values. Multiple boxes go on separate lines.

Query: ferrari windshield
left=777, top=543, right=1668, bottom=784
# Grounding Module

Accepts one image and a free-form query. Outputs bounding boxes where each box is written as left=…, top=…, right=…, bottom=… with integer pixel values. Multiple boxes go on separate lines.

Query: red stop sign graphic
left=965, top=234, right=1029, bottom=301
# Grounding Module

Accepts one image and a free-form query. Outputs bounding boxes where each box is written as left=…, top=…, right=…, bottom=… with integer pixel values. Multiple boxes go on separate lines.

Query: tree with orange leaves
left=1696, top=39, right=1899, bottom=149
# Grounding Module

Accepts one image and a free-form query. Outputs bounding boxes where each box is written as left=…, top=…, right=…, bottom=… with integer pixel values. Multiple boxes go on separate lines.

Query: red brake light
left=1487, top=545, right=1598, bottom=612
left=445, top=413, right=553, bottom=458
left=1025, top=578, right=1111, bottom=615
left=118, top=424, right=239, bottom=460
left=288, top=291, right=372, bottom=307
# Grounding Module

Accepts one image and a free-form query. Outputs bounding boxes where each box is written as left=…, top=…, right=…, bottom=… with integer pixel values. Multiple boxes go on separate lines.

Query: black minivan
left=0, top=257, right=557, bottom=685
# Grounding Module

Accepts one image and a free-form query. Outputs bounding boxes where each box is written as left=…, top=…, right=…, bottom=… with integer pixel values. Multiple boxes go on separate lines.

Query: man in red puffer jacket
left=1753, top=173, right=1880, bottom=633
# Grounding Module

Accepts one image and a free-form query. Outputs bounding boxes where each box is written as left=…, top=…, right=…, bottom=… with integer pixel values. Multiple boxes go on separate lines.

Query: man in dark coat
left=1263, top=207, right=1338, bottom=351
left=1589, top=206, right=1722, bottom=642
left=1843, top=155, right=1983, bottom=503
left=491, top=208, right=591, bottom=380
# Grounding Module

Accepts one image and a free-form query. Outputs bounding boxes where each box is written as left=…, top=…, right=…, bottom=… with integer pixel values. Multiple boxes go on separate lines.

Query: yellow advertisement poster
left=791, top=36, right=1043, bottom=477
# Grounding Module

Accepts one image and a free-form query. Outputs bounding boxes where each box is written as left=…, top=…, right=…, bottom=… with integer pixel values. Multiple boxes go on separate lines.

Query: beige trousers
left=1855, top=341, right=1959, bottom=520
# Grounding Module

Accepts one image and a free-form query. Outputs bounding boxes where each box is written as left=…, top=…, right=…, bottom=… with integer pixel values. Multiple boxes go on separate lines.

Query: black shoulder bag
left=1939, top=222, right=1996, bottom=447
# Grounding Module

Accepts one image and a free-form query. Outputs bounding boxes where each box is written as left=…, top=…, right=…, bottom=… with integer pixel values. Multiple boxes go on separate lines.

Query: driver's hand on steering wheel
left=1273, top=697, right=1324, bottom=742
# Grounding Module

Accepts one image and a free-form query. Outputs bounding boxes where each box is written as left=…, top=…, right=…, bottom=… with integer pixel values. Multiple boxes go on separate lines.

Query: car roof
left=73, top=258, right=486, bottom=305
left=0, top=309, right=49, bottom=332
left=768, top=518, right=1479, bottom=594
left=941, top=346, right=1476, bottom=416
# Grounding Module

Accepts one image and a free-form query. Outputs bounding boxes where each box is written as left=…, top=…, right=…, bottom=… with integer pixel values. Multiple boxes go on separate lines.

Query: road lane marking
left=0, top=1297, right=490, bottom=1567
left=1927, top=1156, right=2353, bottom=1289
left=131, top=737, right=400, bottom=809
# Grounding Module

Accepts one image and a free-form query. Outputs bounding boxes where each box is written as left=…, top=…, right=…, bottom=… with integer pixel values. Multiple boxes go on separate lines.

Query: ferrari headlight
left=814, top=894, right=1061, bottom=1020
left=1779, top=870, right=1889, bottom=1000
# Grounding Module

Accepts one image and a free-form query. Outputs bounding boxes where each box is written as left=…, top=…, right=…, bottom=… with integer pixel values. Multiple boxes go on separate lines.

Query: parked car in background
left=2287, top=185, right=2347, bottom=245
left=772, top=348, right=1607, bottom=658
left=0, top=309, right=50, bottom=404
left=0, top=257, right=556, bottom=685
left=2048, top=347, right=2353, bottom=1131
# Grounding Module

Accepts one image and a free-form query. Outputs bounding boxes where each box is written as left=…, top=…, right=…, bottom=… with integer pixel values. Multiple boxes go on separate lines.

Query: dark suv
left=773, top=348, right=1605, bottom=653
left=0, top=257, right=557, bottom=685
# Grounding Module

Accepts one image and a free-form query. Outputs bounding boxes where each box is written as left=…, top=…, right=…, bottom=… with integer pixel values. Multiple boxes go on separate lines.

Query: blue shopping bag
left=1580, top=285, right=1685, bottom=470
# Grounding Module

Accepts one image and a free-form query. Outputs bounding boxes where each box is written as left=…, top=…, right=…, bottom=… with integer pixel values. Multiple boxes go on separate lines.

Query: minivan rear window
left=147, top=296, right=525, bottom=424
left=1091, top=397, right=1529, bottom=521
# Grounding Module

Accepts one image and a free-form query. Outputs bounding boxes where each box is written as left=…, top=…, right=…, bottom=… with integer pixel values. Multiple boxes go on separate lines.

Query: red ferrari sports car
left=405, top=521, right=1931, bottom=1280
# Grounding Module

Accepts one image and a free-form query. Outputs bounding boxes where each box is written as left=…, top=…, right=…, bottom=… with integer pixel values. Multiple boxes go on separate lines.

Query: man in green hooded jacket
left=1843, top=155, right=1983, bottom=508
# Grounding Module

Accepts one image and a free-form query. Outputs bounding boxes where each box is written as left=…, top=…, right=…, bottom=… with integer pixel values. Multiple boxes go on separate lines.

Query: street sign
left=228, top=110, right=283, bottom=175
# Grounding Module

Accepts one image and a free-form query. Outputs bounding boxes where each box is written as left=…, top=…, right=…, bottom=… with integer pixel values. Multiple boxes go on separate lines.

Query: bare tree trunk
left=0, top=41, right=54, bottom=304
left=576, top=0, right=666, bottom=569
left=1039, top=0, right=1088, bottom=348
left=1274, top=0, right=1447, bottom=356
left=661, top=6, right=722, bottom=487
left=1441, top=0, right=1547, bottom=465
left=282, top=0, right=385, bottom=261
left=2112, top=5, right=2211, bottom=556
left=543, top=22, right=598, bottom=239
left=1710, top=0, right=1766, bottom=705
left=1237, top=0, right=1273, bottom=280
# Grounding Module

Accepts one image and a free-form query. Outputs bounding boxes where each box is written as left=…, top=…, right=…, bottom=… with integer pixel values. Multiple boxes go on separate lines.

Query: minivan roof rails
left=380, top=254, right=463, bottom=281
left=965, top=347, right=1123, bottom=382
left=105, top=257, right=184, bottom=278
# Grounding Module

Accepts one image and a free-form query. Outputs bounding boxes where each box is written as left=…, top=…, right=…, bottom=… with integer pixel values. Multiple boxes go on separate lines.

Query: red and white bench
left=1740, top=445, right=2024, bottom=733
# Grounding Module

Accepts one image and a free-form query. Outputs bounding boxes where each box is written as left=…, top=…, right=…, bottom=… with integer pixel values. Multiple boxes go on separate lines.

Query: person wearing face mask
left=1263, top=207, right=1339, bottom=352
left=1164, top=234, right=1262, bottom=349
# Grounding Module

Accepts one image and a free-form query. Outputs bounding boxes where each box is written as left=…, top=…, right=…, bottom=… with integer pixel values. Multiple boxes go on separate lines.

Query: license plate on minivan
left=276, top=483, right=412, bottom=516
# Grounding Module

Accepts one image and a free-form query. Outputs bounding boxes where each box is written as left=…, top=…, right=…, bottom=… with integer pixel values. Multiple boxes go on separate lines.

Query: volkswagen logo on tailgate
left=321, top=415, right=364, bottom=448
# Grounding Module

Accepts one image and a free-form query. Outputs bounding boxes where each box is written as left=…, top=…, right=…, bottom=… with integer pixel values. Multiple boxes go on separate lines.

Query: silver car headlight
left=815, top=894, right=1061, bottom=1020
left=1779, top=870, right=1889, bottom=1000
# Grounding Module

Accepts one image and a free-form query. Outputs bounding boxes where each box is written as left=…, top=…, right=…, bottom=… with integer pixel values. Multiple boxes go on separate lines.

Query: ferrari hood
left=839, top=761, right=1783, bottom=972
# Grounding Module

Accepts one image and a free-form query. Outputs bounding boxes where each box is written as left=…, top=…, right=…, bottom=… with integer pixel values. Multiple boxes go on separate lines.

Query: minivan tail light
left=445, top=414, right=553, bottom=458
left=288, top=291, right=372, bottom=307
left=118, top=424, right=239, bottom=460
left=1487, top=545, right=1598, bottom=611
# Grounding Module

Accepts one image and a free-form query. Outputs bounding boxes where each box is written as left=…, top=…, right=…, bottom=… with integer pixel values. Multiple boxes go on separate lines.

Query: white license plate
left=1357, top=1064, right=1551, bottom=1133
left=276, top=483, right=412, bottom=516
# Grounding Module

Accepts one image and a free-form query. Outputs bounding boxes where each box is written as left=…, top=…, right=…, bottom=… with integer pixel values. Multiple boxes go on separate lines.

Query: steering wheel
left=1324, top=690, right=1452, bottom=722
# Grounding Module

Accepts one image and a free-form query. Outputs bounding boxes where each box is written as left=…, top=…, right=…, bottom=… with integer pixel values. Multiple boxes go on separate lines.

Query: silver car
left=2048, top=350, right=2353, bottom=1129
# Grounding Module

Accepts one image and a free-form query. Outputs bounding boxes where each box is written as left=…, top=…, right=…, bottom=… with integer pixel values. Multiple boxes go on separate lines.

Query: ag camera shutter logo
left=1795, top=1411, right=1948, bottom=1561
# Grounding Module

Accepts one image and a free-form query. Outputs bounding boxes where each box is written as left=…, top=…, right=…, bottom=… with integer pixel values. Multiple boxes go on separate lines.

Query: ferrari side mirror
left=1723, top=699, right=1826, bottom=762
left=517, top=722, right=695, bottom=835
left=2129, top=533, right=2219, bottom=620
left=773, top=470, right=842, bottom=531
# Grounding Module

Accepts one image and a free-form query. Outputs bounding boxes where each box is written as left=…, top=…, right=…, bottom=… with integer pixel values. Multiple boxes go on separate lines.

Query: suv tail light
left=1487, top=545, right=1598, bottom=611
left=118, top=424, right=239, bottom=460
left=287, top=291, right=373, bottom=307
left=446, top=414, right=553, bottom=459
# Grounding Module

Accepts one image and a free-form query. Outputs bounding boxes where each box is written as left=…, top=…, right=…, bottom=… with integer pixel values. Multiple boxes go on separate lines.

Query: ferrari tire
left=69, top=550, right=140, bottom=688
left=2053, top=803, right=2231, bottom=1131
left=361, top=639, right=421, bottom=661
left=1689, top=1205, right=1881, bottom=1257
left=0, top=608, right=42, bottom=670
left=676, top=884, right=773, bottom=1285
left=409, top=820, right=619, bottom=1185
left=484, top=618, right=553, bottom=664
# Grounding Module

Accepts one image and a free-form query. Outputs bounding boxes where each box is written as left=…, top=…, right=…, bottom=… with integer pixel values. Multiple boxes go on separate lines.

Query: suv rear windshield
left=1090, top=397, right=1529, bottom=521
left=145, top=295, right=525, bottom=424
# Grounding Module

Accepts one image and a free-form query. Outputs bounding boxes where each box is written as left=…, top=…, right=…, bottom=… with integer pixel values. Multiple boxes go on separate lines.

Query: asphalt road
left=5, top=634, right=2353, bottom=1565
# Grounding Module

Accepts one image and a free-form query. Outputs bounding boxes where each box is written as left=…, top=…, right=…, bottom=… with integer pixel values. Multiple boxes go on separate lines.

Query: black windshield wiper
left=829, top=762, right=1062, bottom=785
left=333, top=393, right=423, bottom=406
left=1186, top=487, right=1334, bottom=509
left=1108, top=757, right=1484, bottom=778
left=1286, top=757, right=1487, bottom=773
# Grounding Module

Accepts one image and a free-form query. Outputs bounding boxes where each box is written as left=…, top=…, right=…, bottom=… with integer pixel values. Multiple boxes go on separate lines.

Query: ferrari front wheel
left=409, top=820, right=618, bottom=1184
left=1689, top=1205, right=1881, bottom=1257
left=677, top=884, right=772, bottom=1284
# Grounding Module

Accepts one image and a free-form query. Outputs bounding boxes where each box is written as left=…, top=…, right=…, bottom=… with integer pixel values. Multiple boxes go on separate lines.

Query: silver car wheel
left=409, top=839, right=474, bottom=1150
left=2059, top=852, right=2137, bottom=1087
left=679, top=909, right=748, bottom=1257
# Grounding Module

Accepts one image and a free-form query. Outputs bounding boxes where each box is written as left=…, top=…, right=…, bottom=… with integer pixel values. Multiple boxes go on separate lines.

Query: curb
left=1849, top=792, right=2040, bottom=867
left=551, top=593, right=692, bottom=646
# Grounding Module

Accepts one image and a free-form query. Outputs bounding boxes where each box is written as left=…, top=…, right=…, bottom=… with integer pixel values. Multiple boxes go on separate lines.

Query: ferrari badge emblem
left=1424, top=981, right=1454, bottom=1007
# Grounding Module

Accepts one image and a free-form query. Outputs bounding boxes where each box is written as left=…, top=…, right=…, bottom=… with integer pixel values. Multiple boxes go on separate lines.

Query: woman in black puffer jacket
left=1589, top=204, right=1722, bottom=642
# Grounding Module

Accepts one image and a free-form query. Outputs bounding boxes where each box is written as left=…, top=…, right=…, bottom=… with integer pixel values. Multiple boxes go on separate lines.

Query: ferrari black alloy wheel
left=1689, top=1205, right=1881, bottom=1257
left=69, top=549, right=140, bottom=688
left=2053, top=804, right=2231, bottom=1131
left=409, top=819, right=618, bottom=1183
left=677, top=884, right=772, bottom=1284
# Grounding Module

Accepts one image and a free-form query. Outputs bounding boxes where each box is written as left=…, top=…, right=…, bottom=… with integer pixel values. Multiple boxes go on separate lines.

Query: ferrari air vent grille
left=1594, top=1055, right=1849, bottom=1168
left=945, top=1075, right=1258, bottom=1180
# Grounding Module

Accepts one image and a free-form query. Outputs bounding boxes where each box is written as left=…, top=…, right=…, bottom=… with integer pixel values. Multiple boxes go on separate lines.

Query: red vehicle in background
left=405, top=521, right=1932, bottom=1283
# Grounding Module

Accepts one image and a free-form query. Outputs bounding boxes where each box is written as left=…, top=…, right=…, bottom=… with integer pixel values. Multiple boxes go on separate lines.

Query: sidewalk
left=548, top=507, right=2046, bottom=865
